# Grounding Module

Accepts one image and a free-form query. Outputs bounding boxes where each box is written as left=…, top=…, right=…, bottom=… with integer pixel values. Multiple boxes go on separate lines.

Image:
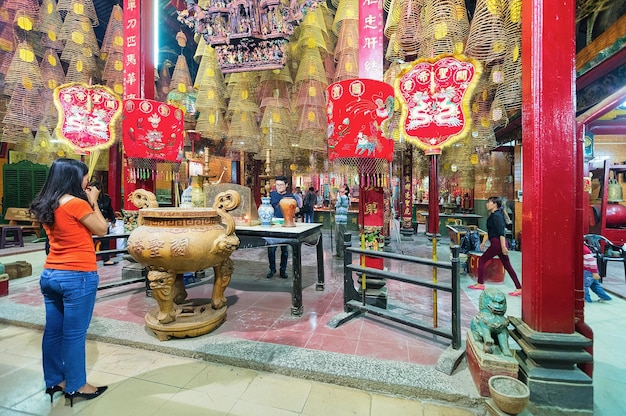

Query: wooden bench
left=2, top=208, right=41, bottom=238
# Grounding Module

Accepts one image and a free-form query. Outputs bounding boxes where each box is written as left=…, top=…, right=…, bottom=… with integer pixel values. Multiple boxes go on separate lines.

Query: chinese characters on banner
left=359, top=0, right=384, bottom=80
left=123, top=0, right=140, bottom=99
left=361, top=187, right=385, bottom=269
left=394, top=55, right=482, bottom=154
left=123, top=99, right=184, bottom=161
left=326, top=79, right=395, bottom=161
left=402, top=148, right=413, bottom=229
left=53, top=83, right=122, bottom=151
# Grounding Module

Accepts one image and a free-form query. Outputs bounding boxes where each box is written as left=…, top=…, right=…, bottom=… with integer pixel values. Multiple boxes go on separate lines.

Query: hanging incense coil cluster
left=3, top=42, right=45, bottom=130
left=255, top=68, right=295, bottom=160
left=420, top=0, right=469, bottom=57
left=169, top=54, right=195, bottom=94
left=464, top=0, right=507, bottom=64
left=100, top=4, right=124, bottom=95
left=493, top=0, right=522, bottom=113
left=395, top=0, right=424, bottom=58
left=194, top=43, right=228, bottom=140
left=58, top=4, right=100, bottom=83
left=2, top=124, right=33, bottom=145
left=292, top=8, right=334, bottom=154
left=39, top=48, right=66, bottom=130
left=56, top=0, right=98, bottom=26
left=38, top=0, right=64, bottom=51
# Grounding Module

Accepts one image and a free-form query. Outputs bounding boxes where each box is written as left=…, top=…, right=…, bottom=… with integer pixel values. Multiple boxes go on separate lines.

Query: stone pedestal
left=357, top=276, right=388, bottom=309
left=4, top=261, right=32, bottom=280
left=466, top=330, right=519, bottom=396
left=509, top=317, right=593, bottom=412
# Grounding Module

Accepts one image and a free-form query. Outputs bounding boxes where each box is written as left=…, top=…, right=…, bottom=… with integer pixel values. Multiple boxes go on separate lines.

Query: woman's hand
left=502, top=246, right=509, bottom=255
left=84, top=186, right=100, bottom=207
left=480, top=242, right=486, bottom=251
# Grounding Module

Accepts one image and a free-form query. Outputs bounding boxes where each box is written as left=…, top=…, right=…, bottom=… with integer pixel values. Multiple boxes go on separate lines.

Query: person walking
left=583, top=243, right=612, bottom=303
left=89, top=181, right=116, bottom=265
left=293, top=186, right=303, bottom=222
left=334, top=189, right=350, bottom=258
left=468, top=196, right=522, bottom=296
left=29, top=158, right=109, bottom=406
left=267, top=176, right=294, bottom=278
left=302, top=186, right=316, bottom=223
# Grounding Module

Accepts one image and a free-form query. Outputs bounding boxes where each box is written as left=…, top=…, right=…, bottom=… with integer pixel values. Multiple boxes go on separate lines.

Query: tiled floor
left=1, top=231, right=625, bottom=414
left=0, top=324, right=478, bottom=416
left=3, top=235, right=476, bottom=367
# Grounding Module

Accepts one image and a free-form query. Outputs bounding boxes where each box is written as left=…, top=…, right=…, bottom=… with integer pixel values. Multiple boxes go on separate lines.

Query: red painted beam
left=587, top=119, right=626, bottom=135
left=576, top=47, right=626, bottom=91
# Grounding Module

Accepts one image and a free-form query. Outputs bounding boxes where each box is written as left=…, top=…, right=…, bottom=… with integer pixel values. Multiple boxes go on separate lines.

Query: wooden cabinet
left=2, top=160, right=48, bottom=217
left=588, top=160, right=626, bottom=244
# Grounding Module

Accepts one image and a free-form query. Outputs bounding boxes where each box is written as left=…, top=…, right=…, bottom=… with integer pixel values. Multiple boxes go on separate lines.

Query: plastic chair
left=583, top=234, right=626, bottom=281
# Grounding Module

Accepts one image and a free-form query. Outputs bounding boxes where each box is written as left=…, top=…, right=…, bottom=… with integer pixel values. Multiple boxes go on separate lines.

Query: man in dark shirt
left=267, top=176, right=293, bottom=278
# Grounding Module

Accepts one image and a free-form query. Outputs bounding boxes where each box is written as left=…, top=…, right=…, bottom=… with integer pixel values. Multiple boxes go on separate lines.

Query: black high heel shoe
left=65, top=386, right=108, bottom=407
left=45, top=385, right=64, bottom=402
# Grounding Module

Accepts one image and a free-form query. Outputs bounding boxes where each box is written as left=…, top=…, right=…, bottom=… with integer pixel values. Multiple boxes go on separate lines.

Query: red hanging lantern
left=53, top=82, right=122, bottom=152
left=122, top=98, right=185, bottom=161
left=394, top=54, right=482, bottom=154
left=326, top=79, right=395, bottom=161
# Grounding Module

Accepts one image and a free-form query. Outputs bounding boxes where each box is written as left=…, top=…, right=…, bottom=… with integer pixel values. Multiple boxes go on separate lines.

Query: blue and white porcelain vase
left=258, top=197, right=274, bottom=226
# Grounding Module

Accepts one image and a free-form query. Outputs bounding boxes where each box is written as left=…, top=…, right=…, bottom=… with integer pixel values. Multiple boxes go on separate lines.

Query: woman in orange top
left=29, top=158, right=109, bottom=406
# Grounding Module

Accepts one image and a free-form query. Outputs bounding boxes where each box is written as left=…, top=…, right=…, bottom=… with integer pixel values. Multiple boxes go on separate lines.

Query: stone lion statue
left=470, top=288, right=512, bottom=356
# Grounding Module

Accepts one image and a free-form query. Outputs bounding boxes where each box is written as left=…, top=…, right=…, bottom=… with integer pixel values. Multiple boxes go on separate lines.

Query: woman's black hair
left=29, top=158, right=89, bottom=225
left=488, top=196, right=503, bottom=209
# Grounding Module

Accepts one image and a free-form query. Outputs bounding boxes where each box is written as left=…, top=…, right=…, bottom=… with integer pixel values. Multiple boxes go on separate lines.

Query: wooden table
left=235, top=223, right=325, bottom=316
left=420, top=212, right=482, bottom=236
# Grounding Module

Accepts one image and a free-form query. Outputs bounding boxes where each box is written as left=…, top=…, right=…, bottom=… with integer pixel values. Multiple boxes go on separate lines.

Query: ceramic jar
left=279, top=197, right=297, bottom=227
left=258, top=196, right=274, bottom=226
left=191, top=176, right=205, bottom=207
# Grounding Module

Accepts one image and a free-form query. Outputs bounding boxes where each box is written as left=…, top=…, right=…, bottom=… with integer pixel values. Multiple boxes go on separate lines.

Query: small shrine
left=177, top=0, right=322, bottom=73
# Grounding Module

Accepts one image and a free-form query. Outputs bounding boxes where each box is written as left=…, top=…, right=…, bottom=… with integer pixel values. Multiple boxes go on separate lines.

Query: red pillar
left=521, top=0, right=576, bottom=332
left=107, top=144, right=122, bottom=211
left=122, top=0, right=156, bottom=210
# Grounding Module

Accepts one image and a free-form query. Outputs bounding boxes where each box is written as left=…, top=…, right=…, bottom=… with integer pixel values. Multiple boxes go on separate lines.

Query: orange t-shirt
left=44, top=197, right=97, bottom=271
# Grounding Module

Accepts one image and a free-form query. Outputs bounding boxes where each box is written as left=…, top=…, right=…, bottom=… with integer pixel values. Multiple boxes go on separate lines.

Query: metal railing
left=333, top=233, right=461, bottom=349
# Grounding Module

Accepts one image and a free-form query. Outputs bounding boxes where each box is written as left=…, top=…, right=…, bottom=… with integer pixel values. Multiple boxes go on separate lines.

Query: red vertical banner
left=123, top=0, right=142, bottom=210
left=402, top=147, right=413, bottom=230
left=358, top=0, right=384, bottom=80
left=361, top=186, right=385, bottom=269
left=123, top=0, right=141, bottom=98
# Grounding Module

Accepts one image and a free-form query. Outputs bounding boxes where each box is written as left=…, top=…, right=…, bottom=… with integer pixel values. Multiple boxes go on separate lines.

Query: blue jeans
left=584, top=270, right=612, bottom=302
left=304, top=211, right=313, bottom=223
left=40, top=269, right=99, bottom=392
left=267, top=246, right=288, bottom=274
